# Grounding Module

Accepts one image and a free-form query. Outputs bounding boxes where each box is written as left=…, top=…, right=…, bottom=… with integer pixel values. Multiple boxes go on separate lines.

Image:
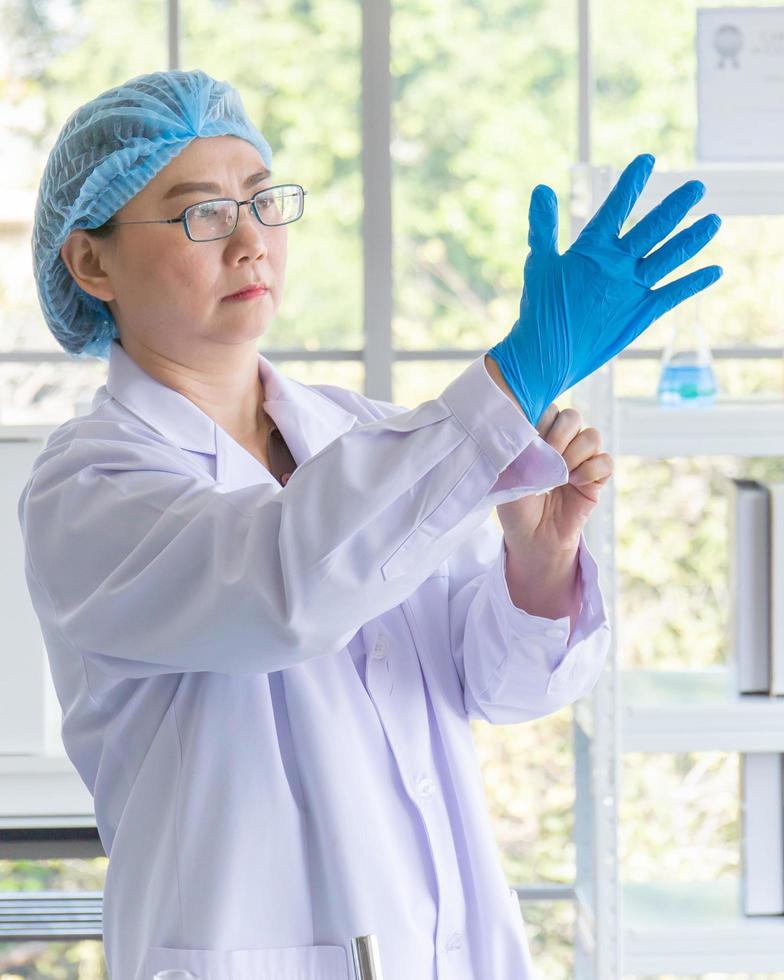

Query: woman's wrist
left=484, top=354, right=526, bottom=417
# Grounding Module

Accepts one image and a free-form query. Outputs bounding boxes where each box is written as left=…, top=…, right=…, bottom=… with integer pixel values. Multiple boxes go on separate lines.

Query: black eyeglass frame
left=102, top=183, right=308, bottom=241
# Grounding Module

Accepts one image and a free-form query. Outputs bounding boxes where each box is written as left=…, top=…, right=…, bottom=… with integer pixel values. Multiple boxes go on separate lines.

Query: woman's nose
left=233, top=202, right=270, bottom=252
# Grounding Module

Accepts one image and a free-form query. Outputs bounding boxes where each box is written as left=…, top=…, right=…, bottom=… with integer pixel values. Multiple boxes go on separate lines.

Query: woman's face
left=79, top=135, right=287, bottom=356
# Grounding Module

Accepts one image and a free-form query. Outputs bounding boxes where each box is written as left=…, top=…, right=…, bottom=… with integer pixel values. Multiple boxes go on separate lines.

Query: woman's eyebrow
left=162, top=168, right=271, bottom=200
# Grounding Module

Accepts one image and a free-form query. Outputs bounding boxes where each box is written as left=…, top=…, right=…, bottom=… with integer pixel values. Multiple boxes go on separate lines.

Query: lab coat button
left=371, top=635, right=389, bottom=659
left=545, top=627, right=565, bottom=639
left=446, top=931, right=463, bottom=951
left=417, top=777, right=435, bottom=798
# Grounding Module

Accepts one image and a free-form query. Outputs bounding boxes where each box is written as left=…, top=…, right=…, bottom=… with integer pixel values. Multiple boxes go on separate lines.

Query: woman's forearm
left=504, top=538, right=581, bottom=634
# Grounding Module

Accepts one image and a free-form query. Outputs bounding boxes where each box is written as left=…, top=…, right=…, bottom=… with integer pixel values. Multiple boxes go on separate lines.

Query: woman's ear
left=59, top=230, right=116, bottom=302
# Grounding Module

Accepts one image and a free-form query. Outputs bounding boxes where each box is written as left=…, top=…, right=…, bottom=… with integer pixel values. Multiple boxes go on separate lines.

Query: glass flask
left=656, top=310, right=718, bottom=407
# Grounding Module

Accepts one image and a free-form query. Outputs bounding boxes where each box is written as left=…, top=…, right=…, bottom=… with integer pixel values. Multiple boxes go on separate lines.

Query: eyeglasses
left=103, top=183, right=308, bottom=242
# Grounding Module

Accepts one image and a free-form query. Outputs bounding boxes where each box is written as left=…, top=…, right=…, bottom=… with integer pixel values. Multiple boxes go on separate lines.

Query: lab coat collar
left=103, top=338, right=359, bottom=477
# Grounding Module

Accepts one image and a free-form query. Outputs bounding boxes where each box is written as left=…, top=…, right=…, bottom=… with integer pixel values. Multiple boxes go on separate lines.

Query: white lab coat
left=17, top=338, right=611, bottom=980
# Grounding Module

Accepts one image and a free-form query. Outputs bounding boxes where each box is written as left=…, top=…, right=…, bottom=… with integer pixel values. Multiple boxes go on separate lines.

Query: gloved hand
left=486, top=153, right=723, bottom=427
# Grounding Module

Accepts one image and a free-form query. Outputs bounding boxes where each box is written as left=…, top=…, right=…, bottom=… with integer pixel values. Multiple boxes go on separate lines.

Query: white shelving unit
left=568, top=162, right=784, bottom=978
left=619, top=669, right=784, bottom=753
left=623, top=880, right=784, bottom=975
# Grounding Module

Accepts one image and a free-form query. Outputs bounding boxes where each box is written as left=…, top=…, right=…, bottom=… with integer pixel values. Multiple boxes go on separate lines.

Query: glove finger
left=646, top=264, right=724, bottom=321
left=620, top=180, right=705, bottom=258
left=638, top=214, right=722, bottom=287
left=578, top=153, right=655, bottom=240
left=528, top=184, right=559, bottom=256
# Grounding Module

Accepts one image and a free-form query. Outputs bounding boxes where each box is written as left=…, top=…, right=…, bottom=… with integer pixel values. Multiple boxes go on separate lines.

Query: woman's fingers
left=568, top=452, right=613, bottom=486
left=535, top=404, right=610, bottom=483
left=637, top=213, right=722, bottom=287
left=620, top=180, right=705, bottom=258
left=535, top=402, right=559, bottom=438
left=578, top=153, right=655, bottom=240
left=647, top=263, right=724, bottom=320
left=528, top=184, right=559, bottom=257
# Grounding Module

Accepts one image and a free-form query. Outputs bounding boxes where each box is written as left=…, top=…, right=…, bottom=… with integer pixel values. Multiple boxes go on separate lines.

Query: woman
left=18, top=69, right=720, bottom=980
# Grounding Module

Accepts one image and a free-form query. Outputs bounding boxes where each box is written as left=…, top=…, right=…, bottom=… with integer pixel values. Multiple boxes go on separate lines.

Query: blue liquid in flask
left=656, top=316, right=718, bottom=407
left=657, top=358, right=717, bottom=407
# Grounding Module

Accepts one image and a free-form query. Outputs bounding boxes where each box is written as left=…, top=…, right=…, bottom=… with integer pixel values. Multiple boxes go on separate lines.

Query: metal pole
left=167, top=0, right=180, bottom=71
left=361, top=0, right=394, bottom=402
left=578, top=0, right=592, bottom=163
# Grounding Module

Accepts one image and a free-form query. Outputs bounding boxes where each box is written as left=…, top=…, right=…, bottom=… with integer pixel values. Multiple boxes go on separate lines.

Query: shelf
left=0, top=753, right=95, bottom=824
left=0, top=752, right=77, bottom=773
left=630, top=165, right=784, bottom=218
left=620, top=668, right=784, bottom=752
left=0, top=424, right=57, bottom=441
left=0, top=814, right=97, bottom=831
left=572, top=162, right=784, bottom=219
left=623, top=879, right=784, bottom=974
left=616, top=396, right=784, bottom=457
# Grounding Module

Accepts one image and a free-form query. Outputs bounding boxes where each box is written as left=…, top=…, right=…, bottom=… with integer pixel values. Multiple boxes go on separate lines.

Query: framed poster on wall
left=697, top=6, right=784, bottom=161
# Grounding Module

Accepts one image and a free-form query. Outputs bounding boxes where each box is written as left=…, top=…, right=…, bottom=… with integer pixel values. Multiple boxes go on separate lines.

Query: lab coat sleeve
left=445, top=516, right=612, bottom=724
left=18, top=355, right=571, bottom=678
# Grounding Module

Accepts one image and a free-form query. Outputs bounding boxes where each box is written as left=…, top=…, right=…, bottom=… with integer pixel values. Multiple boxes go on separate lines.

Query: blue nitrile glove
left=487, top=153, right=723, bottom=427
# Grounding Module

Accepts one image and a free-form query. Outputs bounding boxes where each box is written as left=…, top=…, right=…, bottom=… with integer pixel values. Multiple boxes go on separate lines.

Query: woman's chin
left=197, top=315, right=270, bottom=344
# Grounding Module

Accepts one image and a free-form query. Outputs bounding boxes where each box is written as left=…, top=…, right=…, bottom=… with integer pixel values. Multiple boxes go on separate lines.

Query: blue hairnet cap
left=32, top=69, right=273, bottom=361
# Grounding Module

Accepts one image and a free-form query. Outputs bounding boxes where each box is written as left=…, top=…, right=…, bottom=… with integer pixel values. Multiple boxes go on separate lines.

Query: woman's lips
left=223, top=285, right=270, bottom=301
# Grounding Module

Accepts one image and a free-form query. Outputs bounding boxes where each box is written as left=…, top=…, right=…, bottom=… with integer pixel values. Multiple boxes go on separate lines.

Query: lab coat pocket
left=146, top=942, right=351, bottom=980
